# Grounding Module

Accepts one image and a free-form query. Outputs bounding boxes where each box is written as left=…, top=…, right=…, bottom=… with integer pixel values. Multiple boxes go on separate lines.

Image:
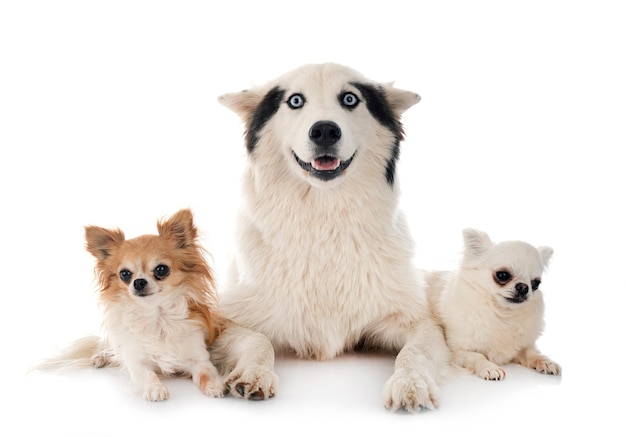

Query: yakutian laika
left=209, top=63, right=450, bottom=412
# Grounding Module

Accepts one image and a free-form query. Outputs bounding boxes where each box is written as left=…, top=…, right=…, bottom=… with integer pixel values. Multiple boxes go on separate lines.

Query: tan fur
left=34, top=209, right=224, bottom=401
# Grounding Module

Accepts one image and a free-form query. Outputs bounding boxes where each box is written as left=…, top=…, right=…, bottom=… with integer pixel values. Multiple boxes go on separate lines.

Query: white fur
left=34, top=286, right=223, bottom=402
left=210, top=63, right=450, bottom=412
left=99, top=289, right=222, bottom=401
left=426, top=228, right=561, bottom=380
left=32, top=210, right=224, bottom=401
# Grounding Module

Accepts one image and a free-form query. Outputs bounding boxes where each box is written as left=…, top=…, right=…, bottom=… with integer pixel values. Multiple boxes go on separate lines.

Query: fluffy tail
left=30, top=335, right=116, bottom=372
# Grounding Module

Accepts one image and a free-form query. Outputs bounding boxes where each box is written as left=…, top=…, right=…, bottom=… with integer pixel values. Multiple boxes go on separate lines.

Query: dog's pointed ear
left=158, top=208, right=197, bottom=249
left=462, top=228, right=493, bottom=259
left=85, top=226, right=125, bottom=261
left=218, top=88, right=266, bottom=124
left=382, top=82, right=421, bottom=115
left=537, top=246, right=554, bottom=269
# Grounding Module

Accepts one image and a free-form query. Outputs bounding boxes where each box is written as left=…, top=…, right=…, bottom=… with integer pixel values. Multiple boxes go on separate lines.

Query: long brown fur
left=86, top=209, right=222, bottom=345
left=34, top=208, right=225, bottom=401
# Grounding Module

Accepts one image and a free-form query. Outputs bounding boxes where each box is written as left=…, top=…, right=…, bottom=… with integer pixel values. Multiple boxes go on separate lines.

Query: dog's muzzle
left=133, top=278, right=152, bottom=297
left=505, top=282, right=529, bottom=303
left=293, top=120, right=355, bottom=181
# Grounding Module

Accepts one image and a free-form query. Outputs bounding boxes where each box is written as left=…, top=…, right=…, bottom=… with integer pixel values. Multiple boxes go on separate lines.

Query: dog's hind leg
left=209, top=321, right=278, bottom=400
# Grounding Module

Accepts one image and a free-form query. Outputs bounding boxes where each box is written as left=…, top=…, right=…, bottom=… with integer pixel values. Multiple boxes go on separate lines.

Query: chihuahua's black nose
left=309, top=121, right=341, bottom=148
left=134, top=278, right=148, bottom=291
left=515, top=283, right=529, bottom=296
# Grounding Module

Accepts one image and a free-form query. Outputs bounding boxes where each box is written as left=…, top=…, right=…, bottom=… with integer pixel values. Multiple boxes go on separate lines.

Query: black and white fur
left=209, top=63, right=450, bottom=412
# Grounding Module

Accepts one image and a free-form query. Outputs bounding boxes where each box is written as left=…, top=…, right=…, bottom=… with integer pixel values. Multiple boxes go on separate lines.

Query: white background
left=1, top=1, right=625, bottom=435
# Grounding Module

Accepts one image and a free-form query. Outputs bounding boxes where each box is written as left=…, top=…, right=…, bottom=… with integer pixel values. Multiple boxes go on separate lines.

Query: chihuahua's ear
left=85, top=226, right=125, bottom=261
left=538, top=246, right=554, bottom=269
left=158, top=208, right=197, bottom=249
left=382, top=82, right=421, bottom=115
left=462, top=228, right=493, bottom=259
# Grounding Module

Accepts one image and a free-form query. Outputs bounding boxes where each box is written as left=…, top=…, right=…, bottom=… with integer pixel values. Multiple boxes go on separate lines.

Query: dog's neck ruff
left=293, top=151, right=356, bottom=181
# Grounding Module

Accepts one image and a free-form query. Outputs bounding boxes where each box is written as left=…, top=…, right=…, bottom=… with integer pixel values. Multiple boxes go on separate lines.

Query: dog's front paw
left=195, top=369, right=225, bottom=398
left=479, top=364, right=506, bottom=381
left=144, top=383, right=169, bottom=401
left=383, top=371, right=439, bottom=413
left=532, top=357, right=561, bottom=375
left=225, top=365, right=278, bottom=401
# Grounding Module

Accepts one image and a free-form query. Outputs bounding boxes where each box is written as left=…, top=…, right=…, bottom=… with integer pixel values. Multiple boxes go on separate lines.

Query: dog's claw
left=248, top=390, right=266, bottom=401
left=226, top=365, right=278, bottom=401
left=233, top=383, right=271, bottom=400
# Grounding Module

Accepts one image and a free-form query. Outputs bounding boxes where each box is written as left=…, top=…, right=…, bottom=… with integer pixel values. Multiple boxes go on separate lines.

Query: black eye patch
left=349, top=82, right=403, bottom=186
left=246, top=86, right=286, bottom=155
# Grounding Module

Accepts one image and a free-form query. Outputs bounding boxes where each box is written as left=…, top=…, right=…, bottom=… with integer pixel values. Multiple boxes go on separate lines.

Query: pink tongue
left=312, top=157, right=340, bottom=171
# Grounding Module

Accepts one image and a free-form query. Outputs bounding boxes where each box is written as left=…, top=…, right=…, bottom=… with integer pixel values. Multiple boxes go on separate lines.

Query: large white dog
left=209, top=63, right=449, bottom=412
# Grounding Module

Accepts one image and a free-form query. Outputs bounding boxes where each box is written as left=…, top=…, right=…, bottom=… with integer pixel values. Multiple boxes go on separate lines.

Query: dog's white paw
left=480, top=365, right=506, bottom=381
left=383, top=372, right=439, bottom=413
left=533, top=358, right=561, bottom=375
left=144, top=383, right=169, bottom=401
left=90, top=352, right=111, bottom=368
left=196, top=370, right=225, bottom=398
left=226, top=365, right=278, bottom=400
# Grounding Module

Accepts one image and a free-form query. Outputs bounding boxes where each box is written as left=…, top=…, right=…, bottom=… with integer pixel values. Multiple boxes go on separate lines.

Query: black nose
left=515, top=283, right=529, bottom=296
left=309, top=121, right=341, bottom=148
left=134, top=278, right=148, bottom=291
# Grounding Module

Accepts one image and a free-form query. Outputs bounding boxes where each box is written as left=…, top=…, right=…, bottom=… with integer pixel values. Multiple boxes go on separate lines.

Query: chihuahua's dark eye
left=531, top=279, right=541, bottom=291
left=340, top=91, right=359, bottom=108
left=494, top=270, right=512, bottom=285
left=154, top=264, right=170, bottom=280
left=120, top=269, right=133, bottom=283
left=287, top=93, right=305, bottom=109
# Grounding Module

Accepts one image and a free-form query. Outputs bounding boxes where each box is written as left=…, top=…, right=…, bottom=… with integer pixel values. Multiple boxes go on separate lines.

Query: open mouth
left=293, top=151, right=355, bottom=181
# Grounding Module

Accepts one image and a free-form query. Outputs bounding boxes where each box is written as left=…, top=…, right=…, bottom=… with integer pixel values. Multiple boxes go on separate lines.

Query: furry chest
left=106, top=301, right=204, bottom=368
left=236, top=244, right=415, bottom=359
left=467, top=309, right=542, bottom=364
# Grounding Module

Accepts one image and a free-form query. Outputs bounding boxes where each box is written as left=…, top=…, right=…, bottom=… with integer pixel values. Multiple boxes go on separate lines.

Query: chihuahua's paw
left=195, top=369, right=225, bottom=398
left=90, top=351, right=115, bottom=368
left=226, top=364, right=278, bottom=401
left=533, top=357, right=561, bottom=375
left=383, top=371, right=439, bottom=413
left=479, top=365, right=506, bottom=381
left=144, top=383, right=169, bottom=401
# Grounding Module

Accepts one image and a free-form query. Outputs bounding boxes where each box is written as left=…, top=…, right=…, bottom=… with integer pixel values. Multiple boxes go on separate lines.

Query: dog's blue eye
left=287, top=94, right=305, bottom=109
left=341, top=92, right=359, bottom=108
left=531, top=279, right=541, bottom=291
left=120, top=269, right=132, bottom=283
left=154, top=264, right=170, bottom=280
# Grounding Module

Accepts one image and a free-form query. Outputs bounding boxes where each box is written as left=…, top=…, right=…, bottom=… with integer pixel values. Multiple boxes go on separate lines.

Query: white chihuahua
left=426, top=228, right=561, bottom=380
